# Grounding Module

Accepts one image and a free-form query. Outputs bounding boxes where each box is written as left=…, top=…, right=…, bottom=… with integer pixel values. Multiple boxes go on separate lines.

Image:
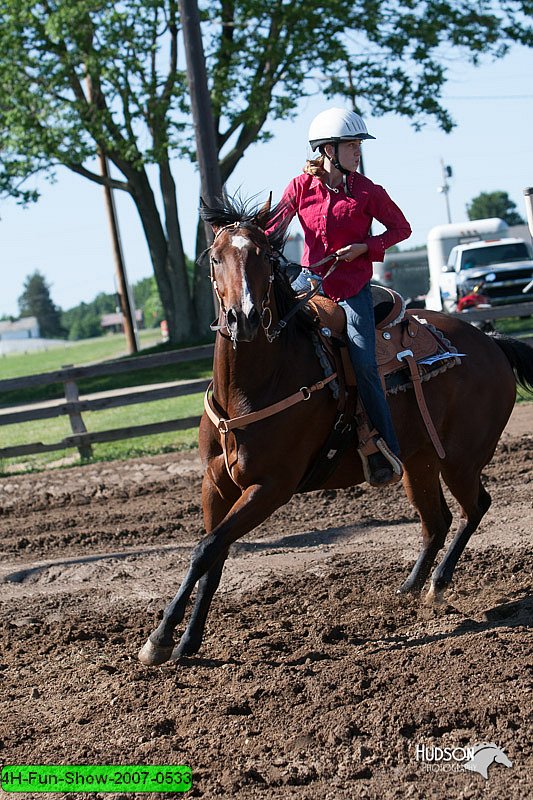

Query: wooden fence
left=0, top=344, right=214, bottom=460
left=450, top=300, right=533, bottom=325
left=1, top=300, right=532, bottom=462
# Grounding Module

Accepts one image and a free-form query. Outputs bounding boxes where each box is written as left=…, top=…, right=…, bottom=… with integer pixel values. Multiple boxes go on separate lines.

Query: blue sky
left=1, top=44, right=532, bottom=319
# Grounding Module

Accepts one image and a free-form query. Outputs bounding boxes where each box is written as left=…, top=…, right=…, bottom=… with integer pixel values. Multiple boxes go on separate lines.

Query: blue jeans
left=293, top=272, right=400, bottom=457
left=339, top=285, right=401, bottom=457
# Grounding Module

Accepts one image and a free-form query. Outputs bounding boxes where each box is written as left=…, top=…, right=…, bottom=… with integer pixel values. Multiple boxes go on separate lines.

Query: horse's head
left=201, top=194, right=289, bottom=345
left=210, top=221, right=272, bottom=343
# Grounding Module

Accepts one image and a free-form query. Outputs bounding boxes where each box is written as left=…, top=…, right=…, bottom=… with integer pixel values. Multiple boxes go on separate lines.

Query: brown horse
left=139, top=196, right=533, bottom=667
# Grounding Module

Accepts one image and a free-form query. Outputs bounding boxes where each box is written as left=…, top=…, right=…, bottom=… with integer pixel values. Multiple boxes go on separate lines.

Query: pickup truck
left=439, top=237, right=533, bottom=312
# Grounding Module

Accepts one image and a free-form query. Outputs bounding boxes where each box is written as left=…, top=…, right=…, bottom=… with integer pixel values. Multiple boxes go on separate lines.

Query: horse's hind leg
left=398, top=453, right=452, bottom=594
left=427, top=474, right=491, bottom=603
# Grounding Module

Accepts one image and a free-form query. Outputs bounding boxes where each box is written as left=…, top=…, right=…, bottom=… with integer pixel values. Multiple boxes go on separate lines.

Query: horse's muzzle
left=226, top=305, right=261, bottom=341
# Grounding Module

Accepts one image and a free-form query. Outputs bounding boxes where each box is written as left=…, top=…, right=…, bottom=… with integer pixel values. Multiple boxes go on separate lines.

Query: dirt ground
left=0, top=404, right=531, bottom=800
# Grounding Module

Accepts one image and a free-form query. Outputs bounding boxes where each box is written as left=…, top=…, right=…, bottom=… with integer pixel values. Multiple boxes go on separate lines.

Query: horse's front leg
left=171, top=465, right=236, bottom=660
left=138, top=479, right=290, bottom=666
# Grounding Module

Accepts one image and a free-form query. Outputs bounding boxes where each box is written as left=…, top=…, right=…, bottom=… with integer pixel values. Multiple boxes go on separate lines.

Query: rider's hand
left=336, top=243, right=368, bottom=261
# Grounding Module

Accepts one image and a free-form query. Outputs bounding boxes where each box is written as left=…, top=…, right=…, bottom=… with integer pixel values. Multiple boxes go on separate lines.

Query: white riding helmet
left=308, top=107, right=375, bottom=151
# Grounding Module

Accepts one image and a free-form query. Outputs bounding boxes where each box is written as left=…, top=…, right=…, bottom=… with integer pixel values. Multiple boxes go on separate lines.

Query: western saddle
left=302, top=286, right=461, bottom=488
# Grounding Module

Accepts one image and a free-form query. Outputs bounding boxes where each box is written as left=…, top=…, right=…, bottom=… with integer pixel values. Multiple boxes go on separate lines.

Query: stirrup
left=359, top=437, right=403, bottom=487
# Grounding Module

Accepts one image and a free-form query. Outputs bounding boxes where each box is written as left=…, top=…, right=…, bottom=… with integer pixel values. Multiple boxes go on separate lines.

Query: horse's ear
left=254, top=192, right=272, bottom=230
left=200, top=196, right=222, bottom=234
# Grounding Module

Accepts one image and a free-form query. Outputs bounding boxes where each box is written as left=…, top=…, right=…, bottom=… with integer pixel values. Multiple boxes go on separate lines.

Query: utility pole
left=178, top=0, right=223, bottom=236
left=438, top=159, right=453, bottom=224
left=346, top=64, right=367, bottom=178
left=98, top=152, right=138, bottom=354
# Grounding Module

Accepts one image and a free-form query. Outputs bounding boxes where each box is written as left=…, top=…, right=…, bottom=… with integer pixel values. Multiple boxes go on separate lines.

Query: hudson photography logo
left=414, top=741, right=513, bottom=780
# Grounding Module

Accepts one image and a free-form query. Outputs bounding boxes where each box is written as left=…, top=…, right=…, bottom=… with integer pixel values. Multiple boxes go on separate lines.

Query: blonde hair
left=303, top=155, right=326, bottom=179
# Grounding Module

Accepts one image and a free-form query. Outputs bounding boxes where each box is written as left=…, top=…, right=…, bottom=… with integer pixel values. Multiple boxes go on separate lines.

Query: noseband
left=209, top=222, right=278, bottom=347
left=209, top=222, right=340, bottom=347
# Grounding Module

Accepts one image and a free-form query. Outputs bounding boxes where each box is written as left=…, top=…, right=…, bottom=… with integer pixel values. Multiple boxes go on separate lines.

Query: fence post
left=62, top=366, right=93, bottom=459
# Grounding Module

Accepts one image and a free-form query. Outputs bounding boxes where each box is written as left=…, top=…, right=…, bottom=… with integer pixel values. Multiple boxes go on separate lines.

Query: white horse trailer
left=425, top=217, right=509, bottom=310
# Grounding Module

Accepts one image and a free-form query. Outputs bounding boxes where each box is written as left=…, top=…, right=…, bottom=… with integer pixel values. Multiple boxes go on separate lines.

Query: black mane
left=200, top=192, right=291, bottom=255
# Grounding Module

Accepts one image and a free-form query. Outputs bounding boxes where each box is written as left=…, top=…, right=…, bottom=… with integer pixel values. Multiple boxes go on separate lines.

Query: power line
left=445, top=94, right=533, bottom=100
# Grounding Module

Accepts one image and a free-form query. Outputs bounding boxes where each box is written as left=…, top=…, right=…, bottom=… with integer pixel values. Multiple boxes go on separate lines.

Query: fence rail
left=1, top=301, right=532, bottom=462
left=450, top=300, right=533, bottom=322
left=0, top=344, right=214, bottom=460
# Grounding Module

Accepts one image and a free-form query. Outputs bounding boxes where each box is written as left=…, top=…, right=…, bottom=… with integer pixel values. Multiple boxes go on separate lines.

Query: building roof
left=0, top=316, right=39, bottom=334
left=101, top=310, right=143, bottom=327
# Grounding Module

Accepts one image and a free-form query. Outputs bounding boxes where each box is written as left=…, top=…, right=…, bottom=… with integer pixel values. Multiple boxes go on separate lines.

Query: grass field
left=0, top=328, right=162, bottom=379
left=0, top=329, right=212, bottom=475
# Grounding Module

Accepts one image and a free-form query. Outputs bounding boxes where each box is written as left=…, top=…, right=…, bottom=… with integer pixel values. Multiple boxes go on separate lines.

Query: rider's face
left=337, top=140, right=362, bottom=172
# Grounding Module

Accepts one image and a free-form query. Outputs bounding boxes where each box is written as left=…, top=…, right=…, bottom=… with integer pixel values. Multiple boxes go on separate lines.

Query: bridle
left=208, top=221, right=339, bottom=347
left=209, top=221, right=279, bottom=347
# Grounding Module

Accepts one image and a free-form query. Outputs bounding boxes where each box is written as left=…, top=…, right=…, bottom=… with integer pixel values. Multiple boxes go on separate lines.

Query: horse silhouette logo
left=463, top=743, right=512, bottom=780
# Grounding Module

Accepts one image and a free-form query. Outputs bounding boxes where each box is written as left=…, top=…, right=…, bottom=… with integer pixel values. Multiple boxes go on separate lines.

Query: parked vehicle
left=425, top=217, right=509, bottom=310
left=372, top=249, right=429, bottom=301
left=455, top=281, right=494, bottom=333
left=440, top=237, right=533, bottom=312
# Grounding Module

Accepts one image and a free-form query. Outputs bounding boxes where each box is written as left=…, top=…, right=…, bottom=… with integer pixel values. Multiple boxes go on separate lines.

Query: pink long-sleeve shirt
left=271, top=171, right=411, bottom=301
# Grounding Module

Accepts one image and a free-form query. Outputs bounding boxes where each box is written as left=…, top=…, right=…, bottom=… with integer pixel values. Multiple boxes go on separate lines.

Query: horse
left=139, top=196, right=533, bottom=667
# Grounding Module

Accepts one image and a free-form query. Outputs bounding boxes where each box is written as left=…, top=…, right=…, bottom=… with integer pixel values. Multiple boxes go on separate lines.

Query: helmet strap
left=323, top=142, right=351, bottom=176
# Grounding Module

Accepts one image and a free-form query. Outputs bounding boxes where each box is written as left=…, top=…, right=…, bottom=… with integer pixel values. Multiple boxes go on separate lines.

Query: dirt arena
left=1, top=404, right=531, bottom=799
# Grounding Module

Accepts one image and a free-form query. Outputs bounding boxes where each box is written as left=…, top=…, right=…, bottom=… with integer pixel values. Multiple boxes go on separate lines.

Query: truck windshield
left=460, top=242, right=530, bottom=270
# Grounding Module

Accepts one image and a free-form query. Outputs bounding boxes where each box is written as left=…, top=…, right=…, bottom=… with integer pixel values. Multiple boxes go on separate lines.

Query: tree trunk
left=129, top=167, right=195, bottom=343
left=192, top=214, right=215, bottom=337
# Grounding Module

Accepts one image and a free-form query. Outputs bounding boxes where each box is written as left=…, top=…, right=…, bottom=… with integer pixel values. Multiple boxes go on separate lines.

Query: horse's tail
left=491, top=333, right=533, bottom=394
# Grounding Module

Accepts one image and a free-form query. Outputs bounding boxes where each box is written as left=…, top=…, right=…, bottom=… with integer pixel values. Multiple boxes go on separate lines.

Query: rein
left=206, top=222, right=341, bottom=483
left=208, top=221, right=339, bottom=344
left=266, top=254, right=339, bottom=340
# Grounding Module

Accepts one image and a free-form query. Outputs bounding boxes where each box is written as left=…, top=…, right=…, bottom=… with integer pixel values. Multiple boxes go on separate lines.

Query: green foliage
left=0, top=1, right=531, bottom=341
left=1, top=1, right=530, bottom=201
left=134, top=276, right=164, bottom=327
left=17, top=270, right=65, bottom=337
left=466, top=191, right=526, bottom=226
left=61, top=292, right=116, bottom=340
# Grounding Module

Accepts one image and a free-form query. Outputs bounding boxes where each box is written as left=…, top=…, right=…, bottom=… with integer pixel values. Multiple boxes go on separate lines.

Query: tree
left=466, top=191, right=526, bottom=226
left=134, top=276, right=165, bottom=328
left=18, top=271, right=65, bottom=338
left=1, top=2, right=531, bottom=342
left=61, top=292, right=116, bottom=340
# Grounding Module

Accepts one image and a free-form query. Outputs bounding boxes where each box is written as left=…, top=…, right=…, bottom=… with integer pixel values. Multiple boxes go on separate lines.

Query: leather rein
left=205, top=222, right=340, bottom=456
left=208, top=221, right=339, bottom=345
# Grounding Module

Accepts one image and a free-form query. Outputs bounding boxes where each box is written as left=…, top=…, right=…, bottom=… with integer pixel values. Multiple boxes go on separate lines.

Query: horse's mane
left=200, top=193, right=315, bottom=335
left=200, top=192, right=290, bottom=254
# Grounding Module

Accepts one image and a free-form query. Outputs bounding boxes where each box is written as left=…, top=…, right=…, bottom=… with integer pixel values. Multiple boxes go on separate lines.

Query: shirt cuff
left=364, top=236, right=386, bottom=262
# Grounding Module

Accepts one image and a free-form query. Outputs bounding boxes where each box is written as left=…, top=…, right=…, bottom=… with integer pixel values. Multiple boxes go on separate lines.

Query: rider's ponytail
left=303, top=155, right=326, bottom=179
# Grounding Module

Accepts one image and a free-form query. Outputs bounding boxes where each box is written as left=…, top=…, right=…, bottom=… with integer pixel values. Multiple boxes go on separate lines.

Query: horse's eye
left=211, top=255, right=220, bottom=266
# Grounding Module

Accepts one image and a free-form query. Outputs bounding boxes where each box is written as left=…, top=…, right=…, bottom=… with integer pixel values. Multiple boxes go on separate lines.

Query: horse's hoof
left=425, top=584, right=445, bottom=606
left=396, top=583, right=412, bottom=595
left=138, top=638, right=174, bottom=666
left=396, top=581, right=421, bottom=596
left=171, top=638, right=200, bottom=661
